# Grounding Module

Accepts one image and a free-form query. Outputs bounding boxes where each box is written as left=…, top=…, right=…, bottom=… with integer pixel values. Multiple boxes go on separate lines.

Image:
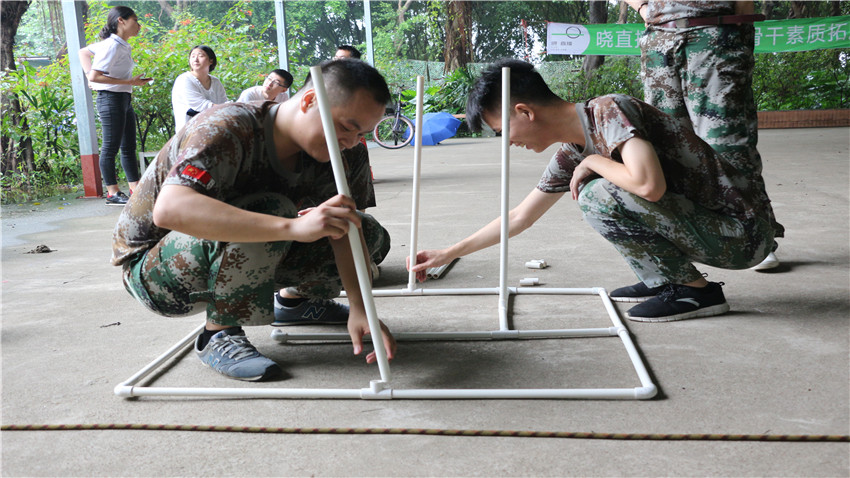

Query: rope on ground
left=2, top=424, right=848, bottom=442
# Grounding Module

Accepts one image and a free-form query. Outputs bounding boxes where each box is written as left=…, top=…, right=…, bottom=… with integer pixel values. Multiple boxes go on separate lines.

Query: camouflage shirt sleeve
left=162, top=104, right=262, bottom=200
left=537, top=143, right=585, bottom=193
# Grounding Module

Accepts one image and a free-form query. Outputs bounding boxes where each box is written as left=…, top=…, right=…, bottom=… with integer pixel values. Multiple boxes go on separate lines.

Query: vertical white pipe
left=498, top=67, right=511, bottom=331
left=309, top=66, right=391, bottom=382
left=407, top=77, right=426, bottom=291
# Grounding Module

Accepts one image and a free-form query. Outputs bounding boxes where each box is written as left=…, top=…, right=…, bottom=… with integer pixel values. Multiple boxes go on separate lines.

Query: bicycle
left=372, top=88, right=415, bottom=149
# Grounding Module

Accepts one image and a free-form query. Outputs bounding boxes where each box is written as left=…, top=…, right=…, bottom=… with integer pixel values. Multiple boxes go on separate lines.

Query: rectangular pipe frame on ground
left=115, top=70, right=657, bottom=400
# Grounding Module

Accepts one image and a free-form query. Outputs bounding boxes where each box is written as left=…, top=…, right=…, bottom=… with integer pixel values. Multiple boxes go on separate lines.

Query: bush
left=1, top=60, right=81, bottom=202
left=753, top=49, right=849, bottom=110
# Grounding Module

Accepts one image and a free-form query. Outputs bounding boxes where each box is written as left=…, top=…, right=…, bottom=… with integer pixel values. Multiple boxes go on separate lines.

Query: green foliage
left=1, top=60, right=81, bottom=202
left=753, top=49, right=850, bottom=110
left=4, top=0, right=849, bottom=203
left=414, top=66, right=476, bottom=116
left=547, top=57, right=644, bottom=103
left=111, top=0, right=277, bottom=148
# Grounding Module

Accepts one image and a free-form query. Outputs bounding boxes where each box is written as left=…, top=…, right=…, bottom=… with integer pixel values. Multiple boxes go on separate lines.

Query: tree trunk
left=617, top=1, right=629, bottom=23
left=1, top=0, right=35, bottom=177
left=790, top=1, right=805, bottom=18
left=393, top=0, right=413, bottom=57
left=761, top=0, right=775, bottom=20
left=830, top=1, right=841, bottom=17
left=582, top=0, right=609, bottom=77
left=444, top=0, right=472, bottom=73
left=47, top=0, right=64, bottom=56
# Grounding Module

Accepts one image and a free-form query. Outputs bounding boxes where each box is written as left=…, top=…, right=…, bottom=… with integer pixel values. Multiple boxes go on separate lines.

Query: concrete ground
left=1, top=128, right=848, bottom=477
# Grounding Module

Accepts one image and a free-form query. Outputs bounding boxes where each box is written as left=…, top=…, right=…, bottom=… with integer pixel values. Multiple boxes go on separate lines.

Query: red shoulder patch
left=180, top=164, right=212, bottom=185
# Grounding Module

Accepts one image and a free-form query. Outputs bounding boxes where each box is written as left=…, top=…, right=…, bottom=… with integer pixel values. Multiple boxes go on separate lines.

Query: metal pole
left=274, top=0, right=289, bottom=71
left=61, top=0, right=102, bottom=198
left=363, top=0, right=375, bottom=66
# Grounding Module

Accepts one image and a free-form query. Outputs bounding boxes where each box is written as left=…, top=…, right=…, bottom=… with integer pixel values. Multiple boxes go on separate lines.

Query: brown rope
left=2, top=424, right=847, bottom=442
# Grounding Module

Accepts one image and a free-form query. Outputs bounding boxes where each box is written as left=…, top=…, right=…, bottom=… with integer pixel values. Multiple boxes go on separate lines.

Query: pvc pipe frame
left=115, top=70, right=657, bottom=401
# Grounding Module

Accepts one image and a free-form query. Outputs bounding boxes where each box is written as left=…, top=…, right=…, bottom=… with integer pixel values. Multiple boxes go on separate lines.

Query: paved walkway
left=1, top=128, right=848, bottom=476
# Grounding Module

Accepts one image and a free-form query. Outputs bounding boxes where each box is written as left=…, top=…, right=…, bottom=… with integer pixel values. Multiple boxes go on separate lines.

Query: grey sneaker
left=609, top=281, right=666, bottom=302
left=272, top=294, right=349, bottom=326
left=195, top=329, right=280, bottom=381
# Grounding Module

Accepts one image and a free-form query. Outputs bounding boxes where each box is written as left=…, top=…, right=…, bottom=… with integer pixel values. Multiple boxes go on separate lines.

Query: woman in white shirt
left=171, top=45, right=228, bottom=132
left=236, top=69, right=293, bottom=104
left=78, top=6, right=152, bottom=206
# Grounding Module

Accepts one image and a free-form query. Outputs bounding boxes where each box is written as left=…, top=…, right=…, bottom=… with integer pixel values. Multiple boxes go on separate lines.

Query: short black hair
left=336, top=45, right=362, bottom=59
left=303, top=59, right=390, bottom=107
left=190, top=45, right=218, bottom=72
left=466, top=59, right=560, bottom=133
left=270, top=68, right=294, bottom=88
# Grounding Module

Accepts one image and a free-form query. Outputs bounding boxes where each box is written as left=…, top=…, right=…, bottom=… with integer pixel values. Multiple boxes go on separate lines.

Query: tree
left=582, top=0, right=609, bottom=77
left=1, top=0, right=34, bottom=177
left=444, top=1, right=472, bottom=72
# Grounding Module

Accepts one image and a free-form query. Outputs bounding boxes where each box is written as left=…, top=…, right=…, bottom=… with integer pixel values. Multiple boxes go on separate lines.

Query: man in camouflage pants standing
left=112, top=60, right=396, bottom=381
left=628, top=0, right=784, bottom=270
left=409, top=60, right=776, bottom=323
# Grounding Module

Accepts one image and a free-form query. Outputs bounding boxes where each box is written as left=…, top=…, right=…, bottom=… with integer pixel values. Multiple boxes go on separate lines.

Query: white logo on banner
left=547, top=23, right=591, bottom=55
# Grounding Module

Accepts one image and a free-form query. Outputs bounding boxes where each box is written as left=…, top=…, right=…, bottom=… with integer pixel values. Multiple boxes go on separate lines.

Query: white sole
left=628, top=303, right=731, bottom=323
left=610, top=296, right=654, bottom=303
left=751, top=252, right=780, bottom=271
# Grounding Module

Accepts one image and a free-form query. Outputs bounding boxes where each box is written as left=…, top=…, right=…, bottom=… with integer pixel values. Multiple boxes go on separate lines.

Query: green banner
left=546, top=16, right=850, bottom=56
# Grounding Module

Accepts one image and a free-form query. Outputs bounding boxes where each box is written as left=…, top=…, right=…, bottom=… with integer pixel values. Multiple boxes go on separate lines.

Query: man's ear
left=513, top=103, right=535, bottom=121
left=300, top=88, right=316, bottom=113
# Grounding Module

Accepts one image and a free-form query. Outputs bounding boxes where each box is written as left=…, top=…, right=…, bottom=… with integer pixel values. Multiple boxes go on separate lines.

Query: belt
left=652, top=14, right=765, bottom=29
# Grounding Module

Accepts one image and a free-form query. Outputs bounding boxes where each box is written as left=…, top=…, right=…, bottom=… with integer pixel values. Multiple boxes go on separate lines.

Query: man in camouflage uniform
left=273, top=43, right=383, bottom=327
left=112, top=60, right=396, bottom=381
left=409, top=60, right=775, bottom=323
left=628, top=0, right=784, bottom=270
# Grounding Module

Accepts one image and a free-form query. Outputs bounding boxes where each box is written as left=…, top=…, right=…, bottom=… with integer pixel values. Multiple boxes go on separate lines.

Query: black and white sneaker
left=626, top=282, right=730, bottom=322
left=105, top=191, right=129, bottom=206
left=610, top=281, right=666, bottom=302
left=271, top=293, right=349, bottom=326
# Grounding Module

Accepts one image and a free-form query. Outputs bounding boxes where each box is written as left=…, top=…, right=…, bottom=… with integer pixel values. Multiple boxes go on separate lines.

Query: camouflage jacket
left=536, top=94, right=768, bottom=222
left=112, top=101, right=375, bottom=266
left=645, top=1, right=736, bottom=26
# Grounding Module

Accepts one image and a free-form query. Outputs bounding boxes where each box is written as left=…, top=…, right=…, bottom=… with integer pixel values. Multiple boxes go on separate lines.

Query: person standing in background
left=627, top=0, right=784, bottom=271
left=79, top=6, right=152, bottom=206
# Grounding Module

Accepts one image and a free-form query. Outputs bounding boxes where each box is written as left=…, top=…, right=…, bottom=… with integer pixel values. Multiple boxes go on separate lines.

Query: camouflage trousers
left=578, top=179, right=774, bottom=288
left=123, top=193, right=391, bottom=327
left=640, top=24, right=783, bottom=241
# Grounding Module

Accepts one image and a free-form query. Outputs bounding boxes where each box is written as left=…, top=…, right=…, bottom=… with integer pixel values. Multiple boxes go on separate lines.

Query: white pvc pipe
left=309, top=65, right=391, bottom=383
left=406, top=76, right=425, bottom=292
left=118, top=287, right=658, bottom=400
left=114, top=323, right=205, bottom=396
left=498, top=67, right=511, bottom=331
left=120, top=385, right=651, bottom=400
left=270, top=327, right=618, bottom=343
left=362, top=286, right=604, bottom=297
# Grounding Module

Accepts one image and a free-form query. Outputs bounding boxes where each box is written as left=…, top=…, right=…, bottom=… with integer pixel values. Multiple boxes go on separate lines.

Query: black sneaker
left=105, top=191, right=129, bottom=206
left=271, top=293, right=349, bottom=326
left=626, top=282, right=730, bottom=322
left=610, top=281, right=666, bottom=302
